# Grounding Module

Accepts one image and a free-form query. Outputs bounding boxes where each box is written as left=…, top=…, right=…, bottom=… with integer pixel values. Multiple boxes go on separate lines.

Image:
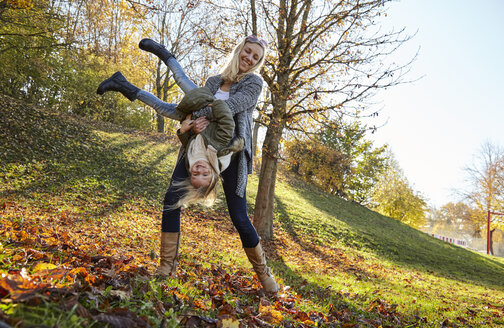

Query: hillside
left=1, top=94, right=504, bottom=328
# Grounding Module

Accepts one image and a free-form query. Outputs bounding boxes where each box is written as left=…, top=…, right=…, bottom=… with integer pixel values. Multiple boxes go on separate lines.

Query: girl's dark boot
left=139, top=38, right=174, bottom=62
left=96, top=71, right=140, bottom=101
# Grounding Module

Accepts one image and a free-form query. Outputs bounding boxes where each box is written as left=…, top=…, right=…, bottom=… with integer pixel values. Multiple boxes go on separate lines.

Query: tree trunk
left=156, top=13, right=168, bottom=133
left=157, top=113, right=165, bottom=133
left=252, top=118, right=260, bottom=156
left=490, top=228, right=495, bottom=255
left=155, top=57, right=164, bottom=133
left=253, top=117, right=284, bottom=239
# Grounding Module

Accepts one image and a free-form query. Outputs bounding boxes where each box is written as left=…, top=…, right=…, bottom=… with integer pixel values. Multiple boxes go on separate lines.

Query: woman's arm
left=193, top=74, right=263, bottom=119
left=224, top=74, right=263, bottom=116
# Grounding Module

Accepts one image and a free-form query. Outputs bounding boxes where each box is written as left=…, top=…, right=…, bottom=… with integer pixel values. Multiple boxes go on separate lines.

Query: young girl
left=97, top=74, right=244, bottom=209
left=169, top=86, right=245, bottom=208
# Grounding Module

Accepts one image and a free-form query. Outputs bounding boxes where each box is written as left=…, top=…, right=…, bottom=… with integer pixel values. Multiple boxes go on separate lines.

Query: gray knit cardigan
left=193, top=73, right=263, bottom=197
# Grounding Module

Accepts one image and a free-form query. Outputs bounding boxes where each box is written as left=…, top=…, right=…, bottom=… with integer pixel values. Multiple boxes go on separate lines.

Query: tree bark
left=155, top=58, right=165, bottom=132
left=156, top=11, right=168, bottom=133
left=490, top=228, right=495, bottom=255
left=156, top=113, right=165, bottom=133
left=252, top=118, right=260, bottom=158
left=253, top=116, right=285, bottom=239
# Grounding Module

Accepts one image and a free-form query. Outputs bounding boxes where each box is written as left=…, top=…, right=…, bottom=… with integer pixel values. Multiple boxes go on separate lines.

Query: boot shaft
left=157, top=232, right=180, bottom=276
left=244, top=242, right=279, bottom=293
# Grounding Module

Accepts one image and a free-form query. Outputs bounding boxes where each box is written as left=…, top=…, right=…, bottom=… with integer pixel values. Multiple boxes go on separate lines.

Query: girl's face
left=190, top=160, right=212, bottom=188
left=238, top=42, right=264, bottom=73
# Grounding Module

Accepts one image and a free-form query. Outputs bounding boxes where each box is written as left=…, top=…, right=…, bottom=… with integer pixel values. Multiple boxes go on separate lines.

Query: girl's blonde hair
left=167, top=170, right=219, bottom=210
left=220, top=37, right=267, bottom=83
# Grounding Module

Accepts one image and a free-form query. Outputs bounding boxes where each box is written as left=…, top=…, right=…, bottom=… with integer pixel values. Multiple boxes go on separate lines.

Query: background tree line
left=0, top=0, right=213, bottom=131
left=2, top=0, right=433, bottom=238
left=425, top=141, right=504, bottom=255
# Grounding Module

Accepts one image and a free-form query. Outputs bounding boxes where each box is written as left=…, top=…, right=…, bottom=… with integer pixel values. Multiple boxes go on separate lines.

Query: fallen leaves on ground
left=0, top=201, right=417, bottom=327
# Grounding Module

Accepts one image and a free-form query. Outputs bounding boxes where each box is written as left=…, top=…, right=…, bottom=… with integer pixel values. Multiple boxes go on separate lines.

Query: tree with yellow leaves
left=371, top=155, right=427, bottom=229
left=462, top=141, right=504, bottom=253
left=204, top=0, right=415, bottom=239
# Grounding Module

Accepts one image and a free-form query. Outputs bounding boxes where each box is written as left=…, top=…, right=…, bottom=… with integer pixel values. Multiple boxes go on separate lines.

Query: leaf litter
left=1, top=95, right=504, bottom=327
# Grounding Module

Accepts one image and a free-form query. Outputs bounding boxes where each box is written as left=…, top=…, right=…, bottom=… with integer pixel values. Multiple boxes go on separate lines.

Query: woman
left=98, top=35, right=278, bottom=293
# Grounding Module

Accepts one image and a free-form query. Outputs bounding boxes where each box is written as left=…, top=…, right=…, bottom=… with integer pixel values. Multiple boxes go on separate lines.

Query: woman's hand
left=191, top=117, right=209, bottom=134
left=179, top=114, right=194, bottom=134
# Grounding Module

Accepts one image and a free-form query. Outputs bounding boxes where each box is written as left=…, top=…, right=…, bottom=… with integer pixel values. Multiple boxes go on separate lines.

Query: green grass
left=1, top=94, right=504, bottom=327
left=265, top=175, right=504, bottom=288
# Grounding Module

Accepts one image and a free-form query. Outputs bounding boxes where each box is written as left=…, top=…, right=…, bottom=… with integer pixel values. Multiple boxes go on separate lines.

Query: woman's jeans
left=162, top=155, right=260, bottom=248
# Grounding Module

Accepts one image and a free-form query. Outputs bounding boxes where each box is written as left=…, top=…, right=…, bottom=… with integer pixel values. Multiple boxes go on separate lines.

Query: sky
left=368, top=0, right=504, bottom=208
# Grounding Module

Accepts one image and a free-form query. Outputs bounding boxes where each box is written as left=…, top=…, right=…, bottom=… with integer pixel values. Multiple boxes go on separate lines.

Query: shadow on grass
left=0, top=94, right=179, bottom=219
left=280, top=178, right=504, bottom=289
left=263, top=196, right=418, bottom=325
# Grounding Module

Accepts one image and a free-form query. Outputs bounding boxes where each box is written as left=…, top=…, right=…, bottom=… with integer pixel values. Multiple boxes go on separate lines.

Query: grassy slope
left=1, top=95, right=504, bottom=327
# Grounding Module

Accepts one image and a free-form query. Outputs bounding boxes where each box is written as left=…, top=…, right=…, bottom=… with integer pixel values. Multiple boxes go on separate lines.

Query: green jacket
left=176, top=86, right=235, bottom=155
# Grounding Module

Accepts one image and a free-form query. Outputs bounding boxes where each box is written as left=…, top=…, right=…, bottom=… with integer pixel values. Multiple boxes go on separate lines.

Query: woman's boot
left=96, top=71, right=140, bottom=101
left=139, top=39, right=174, bottom=62
left=244, top=242, right=279, bottom=293
left=156, top=232, right=180, bottom=276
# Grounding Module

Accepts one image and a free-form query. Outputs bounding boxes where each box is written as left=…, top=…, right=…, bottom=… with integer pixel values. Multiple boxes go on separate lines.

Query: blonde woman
left=99, top=35, right=278, bottom=293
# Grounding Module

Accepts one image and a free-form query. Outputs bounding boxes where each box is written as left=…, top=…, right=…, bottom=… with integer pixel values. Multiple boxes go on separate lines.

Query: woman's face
left=238, top=42, right=264, bottom=73
left=190, top=160, right=212, bottom=188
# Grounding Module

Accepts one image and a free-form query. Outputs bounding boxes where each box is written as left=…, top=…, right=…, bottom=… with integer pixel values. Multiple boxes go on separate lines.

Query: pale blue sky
left=371, top=0, right=504, bottom=207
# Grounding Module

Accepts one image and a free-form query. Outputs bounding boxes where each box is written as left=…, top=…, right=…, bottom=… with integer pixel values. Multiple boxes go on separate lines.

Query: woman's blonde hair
left=166, top=170, right=219, bottom=210
left=220, top=37, right=267, bottom=83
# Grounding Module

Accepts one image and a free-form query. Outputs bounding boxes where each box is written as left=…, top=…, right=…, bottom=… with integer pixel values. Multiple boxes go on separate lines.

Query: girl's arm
left=211, top=100, right=235, bottom=149
left=176, top=115, right=194, bottom=148
left=176, top=116, right=210, bottom=148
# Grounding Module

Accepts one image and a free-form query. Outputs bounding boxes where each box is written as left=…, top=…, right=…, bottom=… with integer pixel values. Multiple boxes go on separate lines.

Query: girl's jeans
left=136, top=57, right=198, bottom=118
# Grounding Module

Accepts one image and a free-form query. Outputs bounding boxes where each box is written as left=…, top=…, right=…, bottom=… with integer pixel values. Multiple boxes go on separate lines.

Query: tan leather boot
left=156, top=232, right=180, bottom=276
left=244, top=242, right=279, bottom=293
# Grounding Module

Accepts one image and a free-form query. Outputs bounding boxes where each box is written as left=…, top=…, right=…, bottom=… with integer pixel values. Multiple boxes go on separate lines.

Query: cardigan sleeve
left=192, top=74, right=263, bottom=119
left=224, top=74, right=263, bottom=116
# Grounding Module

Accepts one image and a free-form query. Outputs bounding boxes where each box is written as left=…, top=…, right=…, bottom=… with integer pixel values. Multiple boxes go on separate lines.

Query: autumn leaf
left=218, top=317, right=241, bottom=328
left=0, top=274, right=49, bottom=301
left=32, top=262, right=57, bottom=272
left=193, top=299, right=208, bottom=310
left=258, top=298, right=284, bottom=324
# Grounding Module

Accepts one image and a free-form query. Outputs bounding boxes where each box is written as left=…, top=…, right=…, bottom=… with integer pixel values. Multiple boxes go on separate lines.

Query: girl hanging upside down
left=97, top=72, right=244, bottom=208
left=96, top=35, right=278, bottom=293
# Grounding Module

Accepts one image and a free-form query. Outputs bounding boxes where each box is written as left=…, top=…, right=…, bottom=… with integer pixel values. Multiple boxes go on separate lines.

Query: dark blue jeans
left=161, top=154, right=259, bottom=248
